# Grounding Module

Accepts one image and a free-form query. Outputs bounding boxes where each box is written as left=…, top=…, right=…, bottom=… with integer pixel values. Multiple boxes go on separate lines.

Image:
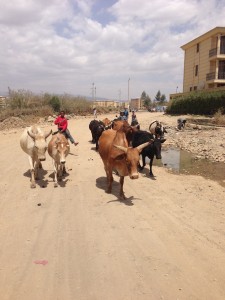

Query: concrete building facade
left=182, top=27, right=225, bottom=92
left=170, top=27, right=225, bottom=100
left=130, top=98, right=145, bottom=111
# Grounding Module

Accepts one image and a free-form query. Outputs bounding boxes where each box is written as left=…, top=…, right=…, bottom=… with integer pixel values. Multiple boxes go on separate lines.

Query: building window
left=194, top=86, right=197, bottom=91
left=195, top=65, right=198, bottom=76
left=221, top=36, right=225, bottom=54
left=190, top=87, right=192, bottom=91
left=196, top=43, right=199, bottom=53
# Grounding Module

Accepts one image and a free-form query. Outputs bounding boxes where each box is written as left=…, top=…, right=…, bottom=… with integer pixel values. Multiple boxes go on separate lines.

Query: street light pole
left=92, top=82, right=95, bottom=100
left=118, top=89, right=121, bottom=101
left=128, top=78, right=130, bottom=105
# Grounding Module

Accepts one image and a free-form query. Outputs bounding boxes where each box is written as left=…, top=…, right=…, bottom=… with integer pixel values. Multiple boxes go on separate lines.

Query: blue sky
left=0, top=0, right=225, bottom=101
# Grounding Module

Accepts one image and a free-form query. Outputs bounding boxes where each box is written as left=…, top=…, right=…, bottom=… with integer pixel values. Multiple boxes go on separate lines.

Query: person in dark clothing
left=124, top=108, right=129, bottom=121
left=177, top=118, right=186, bottom=130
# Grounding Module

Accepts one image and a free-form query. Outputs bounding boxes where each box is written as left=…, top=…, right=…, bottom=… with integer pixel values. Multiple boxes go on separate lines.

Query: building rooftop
left=181, top=27, right=225, bottom=50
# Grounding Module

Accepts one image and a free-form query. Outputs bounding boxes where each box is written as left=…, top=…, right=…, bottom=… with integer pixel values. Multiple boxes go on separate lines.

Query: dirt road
left=0, top=112, right=225, bottom=300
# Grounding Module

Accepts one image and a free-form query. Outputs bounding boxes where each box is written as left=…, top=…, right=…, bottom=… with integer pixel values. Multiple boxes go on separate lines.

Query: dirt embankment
left=139, top=113, right=225, bottom=163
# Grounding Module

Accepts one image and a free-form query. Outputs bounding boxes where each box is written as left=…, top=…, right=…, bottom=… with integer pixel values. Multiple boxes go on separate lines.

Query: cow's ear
left=161, top=138, right=166, bottom=143
left=27, top=130, right=35, bottom=140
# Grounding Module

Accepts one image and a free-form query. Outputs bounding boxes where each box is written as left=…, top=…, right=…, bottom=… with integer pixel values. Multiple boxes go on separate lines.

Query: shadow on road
left=96, top=176, right=141, bottom=206
left=23, top=169, right=49, bottom=188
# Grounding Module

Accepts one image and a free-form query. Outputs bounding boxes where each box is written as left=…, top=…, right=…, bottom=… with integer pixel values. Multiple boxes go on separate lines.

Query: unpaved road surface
left=0, top=112, right=225, bottom=300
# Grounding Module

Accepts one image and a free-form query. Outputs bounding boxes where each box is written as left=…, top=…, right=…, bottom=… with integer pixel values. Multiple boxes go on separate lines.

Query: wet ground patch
left=154, top=147, right=225, bottom=187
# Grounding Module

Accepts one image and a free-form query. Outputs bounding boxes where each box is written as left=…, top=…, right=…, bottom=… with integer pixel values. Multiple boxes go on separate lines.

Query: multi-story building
left=92, top=100, right=129, bottom=109
left=130, top=98, right=145, bottom=110
left=130, top=98, right=140, bottom=111
left=170, top=27, right=225, bottom=100
left=182, top=27, right=225, bottom=92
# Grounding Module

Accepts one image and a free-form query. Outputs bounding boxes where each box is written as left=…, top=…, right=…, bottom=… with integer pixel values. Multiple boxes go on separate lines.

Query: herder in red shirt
left=54, top=110, right=79, bottom=146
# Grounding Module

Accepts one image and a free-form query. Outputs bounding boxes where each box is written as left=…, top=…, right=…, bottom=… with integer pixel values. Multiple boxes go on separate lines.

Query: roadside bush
left=214, top=109, right=225, bottom=125
left=49, top=96, right=61, bottom=112
left=166, top=91, right=225, bottom=115
left=60, top=94, right=91, bottom=114
left=0, top=106, right=53, bottom=122
left=1, top=89, right=118, bottom=121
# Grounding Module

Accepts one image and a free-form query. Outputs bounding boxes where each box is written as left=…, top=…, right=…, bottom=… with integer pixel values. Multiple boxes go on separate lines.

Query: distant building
left=130, top=98, right=145, bottom=110
left=93, top=100, right=129, bottom=109
left=0, top=96, right=7, bottom=108
left=170, top=27, right=225, bottom=100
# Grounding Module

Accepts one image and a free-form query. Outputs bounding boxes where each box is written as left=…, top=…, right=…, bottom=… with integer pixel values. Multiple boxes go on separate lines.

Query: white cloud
left=0, top=0, right=225, bottom=100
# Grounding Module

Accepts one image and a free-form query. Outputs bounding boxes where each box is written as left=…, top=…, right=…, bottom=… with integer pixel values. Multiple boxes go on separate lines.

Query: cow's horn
left=136, top=141, right=152, bottom=152
left=27, top=130, right=35, bottom=139
left=149, top=120, right=157, bottom=129
left=105, top=121, right=113, bottom=129
left=45, top=129, right=52, bottom=139
left=113, top=145, right=128, bottom=153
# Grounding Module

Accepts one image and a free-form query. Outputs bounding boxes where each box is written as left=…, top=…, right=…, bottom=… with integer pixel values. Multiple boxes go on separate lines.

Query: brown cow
left=102, top=117, right=112, bottom=128
left=48, top=133, right=70, bottom=187
left=98, top=128, right=151, bottom=199
left=112, top=120, right=138, bottom=145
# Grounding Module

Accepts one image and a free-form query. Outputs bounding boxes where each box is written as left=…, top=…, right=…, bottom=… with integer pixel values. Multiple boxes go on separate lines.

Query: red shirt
left=54, top=116, right=68, bottom=132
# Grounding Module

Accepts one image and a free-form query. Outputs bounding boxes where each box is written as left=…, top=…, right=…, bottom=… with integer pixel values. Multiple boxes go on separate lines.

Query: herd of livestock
left=20, top=117, right=166, bottom=198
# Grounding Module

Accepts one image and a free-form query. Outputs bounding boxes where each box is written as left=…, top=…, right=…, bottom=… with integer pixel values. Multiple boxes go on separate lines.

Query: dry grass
left=214, top=109, right=225, bottom=125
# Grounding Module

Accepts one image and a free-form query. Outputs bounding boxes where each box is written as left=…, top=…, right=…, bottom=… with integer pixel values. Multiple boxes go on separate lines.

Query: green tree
left=141, top=91, right=151, bottom=108
left=49, top=96, right=61, bottom=112
left=155, top=90, right=161, bottom=102
left=154, top=90, right=167, bottom=103
left=160, top=94, right=166, bottom=103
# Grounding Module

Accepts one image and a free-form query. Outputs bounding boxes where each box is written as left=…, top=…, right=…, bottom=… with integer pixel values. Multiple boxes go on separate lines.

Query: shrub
left=49, top=96, right=61, bottom=112
left=214, top=109, right=225, bottom=125
left=166, top=91, right=225, bottom=115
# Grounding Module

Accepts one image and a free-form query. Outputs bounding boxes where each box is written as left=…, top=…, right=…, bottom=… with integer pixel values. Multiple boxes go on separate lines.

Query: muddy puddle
left=153, top=147, right=225, bottom=187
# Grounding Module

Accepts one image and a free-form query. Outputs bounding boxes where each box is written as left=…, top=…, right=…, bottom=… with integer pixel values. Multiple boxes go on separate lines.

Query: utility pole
left=91, top=82, right=95, bottom=101
left=128, top=78, right=130, bottom=108
left=118, top=89, right=121, bottom=101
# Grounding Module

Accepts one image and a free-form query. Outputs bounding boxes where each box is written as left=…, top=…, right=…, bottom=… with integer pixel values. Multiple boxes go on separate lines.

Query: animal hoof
left=54, top=183, right=58, bottom=187
left=30, top=183, right=36, bottom=188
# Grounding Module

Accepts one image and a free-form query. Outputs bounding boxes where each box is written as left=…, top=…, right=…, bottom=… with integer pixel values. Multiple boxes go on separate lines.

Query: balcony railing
left=206, top=71, right=225, bottom=81
left=209, top=48, right=217, bottom=57
left=209, top=47, right=225, bottom=57
left=206, top=72, right=215, bottom=80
